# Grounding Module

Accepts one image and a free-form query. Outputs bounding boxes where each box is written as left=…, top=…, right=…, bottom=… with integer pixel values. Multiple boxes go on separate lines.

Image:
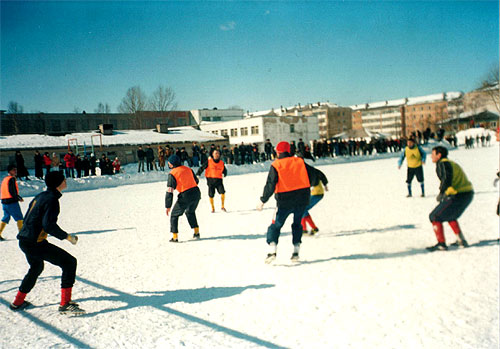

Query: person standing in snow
left=165, top=155, right=201, bottom=242
left=301, top=168, right=328, bottom=235
left=257, top=141, right=321, bottom=262
left=34, top=150, right=44, bottom=179
left=0, top=164, right=24, bottom=241
left=398, top=136, right=426, bottom=197
left=137, top=146, right=145, bottom=172
left=10, top=171, right=85, bottom=315
left=15, top=151, right=30, bottom=180
left=426, top=146, right=474, bottom=251
left=196, top=149, right=227, bottom=213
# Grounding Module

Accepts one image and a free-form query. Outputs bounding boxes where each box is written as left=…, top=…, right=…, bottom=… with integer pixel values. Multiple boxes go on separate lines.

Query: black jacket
left=17, top=188, right=68, bottom=243
left=260, top=153, right=320, bottom=209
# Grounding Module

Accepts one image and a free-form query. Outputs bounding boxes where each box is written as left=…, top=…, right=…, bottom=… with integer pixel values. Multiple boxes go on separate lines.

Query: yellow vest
left=311, top=182, right=324, bottom=196
left=405, top=146, right=422, bottom=168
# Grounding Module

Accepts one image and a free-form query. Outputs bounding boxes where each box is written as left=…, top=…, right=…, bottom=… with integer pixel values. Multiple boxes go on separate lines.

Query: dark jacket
left=165, top=166, right=201, bottom=208
left=18, top=188, right=68, bottom=243
left=260, top=153, right=319, bottom=209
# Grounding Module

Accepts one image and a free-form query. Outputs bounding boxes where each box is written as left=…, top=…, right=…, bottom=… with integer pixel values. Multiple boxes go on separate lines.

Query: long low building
left=0, top=127, right=227, bottom=170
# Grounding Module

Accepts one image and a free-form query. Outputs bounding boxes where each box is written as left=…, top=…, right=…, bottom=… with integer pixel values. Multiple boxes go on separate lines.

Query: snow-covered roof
left=366, top=98, right=406, bottom=109
left=0, top=127, right=225, bottom=150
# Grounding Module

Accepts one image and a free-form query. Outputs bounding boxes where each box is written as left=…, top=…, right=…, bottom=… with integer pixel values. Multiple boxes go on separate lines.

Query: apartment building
left=199, top=109, right=319, bottom=152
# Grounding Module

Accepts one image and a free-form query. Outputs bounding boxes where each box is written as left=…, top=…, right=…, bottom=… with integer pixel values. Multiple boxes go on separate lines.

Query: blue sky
left=1, top=1, right=498, bottom=113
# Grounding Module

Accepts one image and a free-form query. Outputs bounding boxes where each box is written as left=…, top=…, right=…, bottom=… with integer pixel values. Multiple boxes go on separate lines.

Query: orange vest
left=271, top=157, right=310, bottom=193
left=206, top=158, right=224, bottom=179
left=170, top=166, right=197, bottom=193
left=1, top=176, right=18, bottom=199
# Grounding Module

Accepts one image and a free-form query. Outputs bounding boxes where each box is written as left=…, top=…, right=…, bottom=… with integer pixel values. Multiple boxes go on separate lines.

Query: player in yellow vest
left=427, top=146, right=474, bottom=251
left=398, top=136, right=426, bottom=197
left=0, top=164, right=24, bottom=240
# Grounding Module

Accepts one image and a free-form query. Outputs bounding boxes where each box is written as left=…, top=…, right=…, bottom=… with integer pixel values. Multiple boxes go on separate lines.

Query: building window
left=221, top=129, right=228, bottom=136
left=290, top=124, right=295, bottom=133
left=212, top=130, right=219, bottom=135
left=231, top=128, right=238, bottom=136
left=240, top=127, right=248, bottom=136
left=251, top=126, right=259, bottom=135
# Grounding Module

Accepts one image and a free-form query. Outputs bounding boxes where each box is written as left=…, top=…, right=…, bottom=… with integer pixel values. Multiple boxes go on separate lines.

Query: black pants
left=170, top=195, right=201, bottom=233
left=18, top=239, right=77, bottom=293
left=429, top=191, right=474, bottom=222
left=407, top=166, right=424, bottom=183
left=207, top=178, right=225, bottom=198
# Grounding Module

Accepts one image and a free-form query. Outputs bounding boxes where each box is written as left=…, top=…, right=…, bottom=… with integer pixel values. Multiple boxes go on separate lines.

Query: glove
left=256, top=202, right=264, bottom=211
left=67, top=234, right=78, bottom=245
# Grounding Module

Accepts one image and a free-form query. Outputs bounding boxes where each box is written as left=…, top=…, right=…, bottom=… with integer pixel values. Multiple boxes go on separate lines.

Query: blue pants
left=2, top=202, right=23, bottom=223
left=303, top=194, right=323, bottom=217
left=267, top=205, right=307, bottom=245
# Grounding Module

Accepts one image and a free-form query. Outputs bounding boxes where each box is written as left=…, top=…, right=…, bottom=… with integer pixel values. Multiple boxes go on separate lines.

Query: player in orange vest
left=257, top=141, right=322, bottom=262
left=165, top=155, right=201, bottom=242
left=196, top=149, right=227, bottom=213
left=0, top=164, right=24, bottom=241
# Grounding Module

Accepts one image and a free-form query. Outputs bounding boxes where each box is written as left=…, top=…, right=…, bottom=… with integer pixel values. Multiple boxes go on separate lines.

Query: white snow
left=0, top=127, right=225, bottom=150
left=0, top=135, right=498, bottom=348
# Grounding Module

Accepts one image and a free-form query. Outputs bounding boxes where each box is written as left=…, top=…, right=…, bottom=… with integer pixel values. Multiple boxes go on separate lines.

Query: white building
left=199, top=111, right=319, bottom=152
left=190, top=108, right=244, bottom=125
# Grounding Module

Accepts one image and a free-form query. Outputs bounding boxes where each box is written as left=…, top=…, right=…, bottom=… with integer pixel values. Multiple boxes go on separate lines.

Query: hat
left=275, top=141, right=291, bottom=154
left=45, top=171, right=65, bottom=189
left=7, top=164, right=17, bottom=172
left=167, top=155, right=181, bottom=167
left=408, top=136, right=416, bottom=142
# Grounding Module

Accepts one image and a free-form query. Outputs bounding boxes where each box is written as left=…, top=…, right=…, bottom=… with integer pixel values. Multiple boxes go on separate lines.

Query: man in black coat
left=10, top=172, right=85, bottom=315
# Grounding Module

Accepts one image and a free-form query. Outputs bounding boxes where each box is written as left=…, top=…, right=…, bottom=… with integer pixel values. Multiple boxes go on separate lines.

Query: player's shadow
left=75, top=227, right=136, bottom=235
left=298, top=239, right=499, bottom=265
left=317, top=224, right=417, bottom=238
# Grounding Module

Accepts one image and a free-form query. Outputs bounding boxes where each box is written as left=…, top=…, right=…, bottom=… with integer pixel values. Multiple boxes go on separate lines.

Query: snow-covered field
left=0, top=143, right=498, bottom=348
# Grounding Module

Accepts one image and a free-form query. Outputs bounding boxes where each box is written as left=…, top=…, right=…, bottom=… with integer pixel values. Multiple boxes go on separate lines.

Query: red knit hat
left=275, top=141, right=290, bottom=154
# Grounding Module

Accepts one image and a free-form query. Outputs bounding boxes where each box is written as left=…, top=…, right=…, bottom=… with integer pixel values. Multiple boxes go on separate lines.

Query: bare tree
left=8, top=101, right=23, bottom=113
left=479, top=66, right=499, bottom=113
left=118, top=86, right=147, bottom=114
left=95, top=102, right=111, bottom=114
left=149, top=85, right=177, bottom=115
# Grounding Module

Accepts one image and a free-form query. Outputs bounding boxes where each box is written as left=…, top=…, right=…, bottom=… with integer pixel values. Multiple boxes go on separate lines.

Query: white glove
left=67, top=234, right=78, bottom=245
left=256, top=202, right=264, bottom=211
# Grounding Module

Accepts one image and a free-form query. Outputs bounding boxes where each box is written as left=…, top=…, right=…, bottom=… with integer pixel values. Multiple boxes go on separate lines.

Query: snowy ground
left=0, top=143, right=498, bottom=348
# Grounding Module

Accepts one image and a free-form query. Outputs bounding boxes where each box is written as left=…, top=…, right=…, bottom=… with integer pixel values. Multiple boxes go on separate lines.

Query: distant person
left=51, top=153, right=60, bottom=173
left=264, top=139, right=273, bottom=160
left=43, top=152, right=52, bottom=177
left=398, top=136, right=426, bottom=197
left=89, top=153, right=97, bottom=176
left=112, top=157, right=121, bottom=174
left=0, top=164, right=24, bottom=241
left=9, top=172, right=85, bottom=315
left=137, top=146, right=145, bottom=172
left=34, top=150, right=44, bottom=179
left=165, top=155, right=201, bottom=242
left=145, top=145, right=157, bottom=171
left=15, top=151, right=30, bottom=180
left=426, top=146, right=473, bottom=251
left=63, top=150, right=76, bottom=178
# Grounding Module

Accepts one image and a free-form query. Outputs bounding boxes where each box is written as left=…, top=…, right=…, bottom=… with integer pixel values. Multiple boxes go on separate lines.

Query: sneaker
left=421, top=194, right=425, bottom=197
left=450, top=239, right=469, bottom=248
left=0, top=236, right=5, bottom=241
left=406, top=194, right=412, bottom=198
left=302, top=230, right=308, bottom=235
left=10, top=301, right=31, bottom=311
left=291, top=252, right=299, bottom=261
left=59, top=302, right=86, bottom=316
left=211, top=209, right=215, bottom=213
left=169, top=238, right=179, bottom=243
left=265, top=253, right=276, bottom=264
left=221, top=207, right=227, bottom=212
left=310, top=228, right=319, bottom=235
left=193, top=233, right=200, bottom=240
left=426, top=242, right=448, bottom=251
